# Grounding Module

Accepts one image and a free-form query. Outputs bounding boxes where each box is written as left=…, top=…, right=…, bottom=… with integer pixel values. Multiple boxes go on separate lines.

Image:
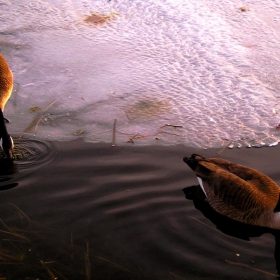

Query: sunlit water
left=1, top=0, right=280, bottom=147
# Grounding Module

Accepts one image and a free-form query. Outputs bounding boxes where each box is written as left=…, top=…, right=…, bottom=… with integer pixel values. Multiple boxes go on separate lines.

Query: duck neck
left=0, top=109, right=9, bottom=137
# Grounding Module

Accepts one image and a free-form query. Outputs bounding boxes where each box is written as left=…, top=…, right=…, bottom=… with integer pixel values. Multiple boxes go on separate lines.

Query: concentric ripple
left=11, top=139, right=59, bottom=171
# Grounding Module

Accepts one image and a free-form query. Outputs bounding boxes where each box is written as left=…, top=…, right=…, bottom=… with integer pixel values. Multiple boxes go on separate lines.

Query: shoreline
left=53, top=137, right=280, bottom=176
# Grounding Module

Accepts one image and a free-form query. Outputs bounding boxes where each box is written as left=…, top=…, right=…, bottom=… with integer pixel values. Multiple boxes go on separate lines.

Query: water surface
left=1, top=0, right=280, bottom=279
left=0, top=139, right=279, bottom=279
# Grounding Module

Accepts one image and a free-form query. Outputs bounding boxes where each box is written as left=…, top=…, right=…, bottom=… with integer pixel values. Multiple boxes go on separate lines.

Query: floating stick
left=226, top=259, right=279, bottom=277
left=160, top=124, right=183, bottom=129
left=19, top=100, right=57, bottom=139
left=112, top=119, right=117, bottom=147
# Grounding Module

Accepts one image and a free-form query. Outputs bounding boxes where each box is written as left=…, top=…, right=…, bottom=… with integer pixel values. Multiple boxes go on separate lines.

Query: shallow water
left=0, top=139, right=280, bottom=279
left=1, top=0, right=280, bottom=147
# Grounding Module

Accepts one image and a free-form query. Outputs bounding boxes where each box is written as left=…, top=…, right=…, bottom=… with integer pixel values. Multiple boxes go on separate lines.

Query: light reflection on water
left=1, top=0, right=280, bottom=148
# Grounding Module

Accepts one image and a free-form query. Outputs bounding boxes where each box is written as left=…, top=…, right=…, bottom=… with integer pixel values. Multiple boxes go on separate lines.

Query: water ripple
left=12, top=139, right=59, bottom=171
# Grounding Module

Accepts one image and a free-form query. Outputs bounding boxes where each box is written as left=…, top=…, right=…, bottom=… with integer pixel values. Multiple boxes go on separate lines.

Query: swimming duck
left=184, top=154, right=280, bottom=229
left=0, top=54, right=14, bottom=160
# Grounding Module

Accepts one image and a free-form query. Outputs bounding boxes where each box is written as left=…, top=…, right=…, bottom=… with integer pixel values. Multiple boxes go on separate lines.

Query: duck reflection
left=183, top=185, right=280, bottom=278
left=0, top=158, right=18, bottom=191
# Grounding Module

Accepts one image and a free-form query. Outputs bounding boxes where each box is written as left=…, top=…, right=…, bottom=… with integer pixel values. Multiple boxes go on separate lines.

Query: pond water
left=1, top=0, right=280, bottom=147
left=0, top=139, right=280, bottom=279
left=1, top=0, right=280, bottom=279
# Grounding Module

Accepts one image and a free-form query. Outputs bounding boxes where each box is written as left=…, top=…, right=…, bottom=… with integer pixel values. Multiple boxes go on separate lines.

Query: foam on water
left=1, top=0, right=280, bottom=147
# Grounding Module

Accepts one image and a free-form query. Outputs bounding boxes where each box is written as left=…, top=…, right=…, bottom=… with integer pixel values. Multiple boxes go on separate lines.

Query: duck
left=0, top=54, right=14, bottom=160
left=183, top=154, right=280, bottom=229
left=0, top=54, right=13, bottom=112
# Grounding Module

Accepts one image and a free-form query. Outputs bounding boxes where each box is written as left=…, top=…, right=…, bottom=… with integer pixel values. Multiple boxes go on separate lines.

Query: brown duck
left=184, top=154, right=280, bottom=229
left=0, top=54, right=14, bottom=160
left=0, top=54, right=13, bottom=111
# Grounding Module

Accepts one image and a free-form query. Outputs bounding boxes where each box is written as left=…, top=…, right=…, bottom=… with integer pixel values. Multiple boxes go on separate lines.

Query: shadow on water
left=183, top=185, right=280, bottom=279
left=0, top=159, right=18, bottom=191
left=0, top=138, right=58, bottom=192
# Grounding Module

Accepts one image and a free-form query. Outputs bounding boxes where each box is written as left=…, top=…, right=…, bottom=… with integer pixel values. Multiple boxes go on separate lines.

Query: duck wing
left=184, top=155, right=280, bottom=226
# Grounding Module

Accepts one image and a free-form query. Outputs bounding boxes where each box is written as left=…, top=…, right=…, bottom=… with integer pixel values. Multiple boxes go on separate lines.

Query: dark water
left=0, top=139, right=279, bottom=280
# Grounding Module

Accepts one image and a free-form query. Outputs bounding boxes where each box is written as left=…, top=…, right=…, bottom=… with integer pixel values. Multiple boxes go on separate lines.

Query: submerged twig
left=169, top=271, right=185, bottom=280
left=124, top=111, right=138, bottom=121
left=19, top=116, right=43, bottom=139
left=50, top=268, right=68, bottom=280
left=34, top=116, right=44, bottom=132
left=85, top=240, right=91, bottom=280
left=112, top=119, right=117, bottom=147
left=217, top=141, right=232, bottom=156
left=127, top=133, right=148, bottom=144
left=0, top=229, right=29, bottom=241
left=156, top=130, right=183, bottom=137
left=124, top=111, right=131, bottom=120
left=0, top=219, right=16, bottom=233
left=138, top=266, right=146, bottom=278
left=97, top=256, right=131, bottom=272
left=43, top=100, right=57, bottom=112
left=127, top=133, right=138, bottom=144
left=9, top=203, right=31, bottom=222
left=70, top=233, right=74, bottom=260
left=190, top=217, right=220, bottom=233
left=19, top=100, right=57, bottom=139
left=226, top=260, right=279, bottom=277
left=0, top=250, right=21, bottom=262
left=40, top=260, right=58, bottom=280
